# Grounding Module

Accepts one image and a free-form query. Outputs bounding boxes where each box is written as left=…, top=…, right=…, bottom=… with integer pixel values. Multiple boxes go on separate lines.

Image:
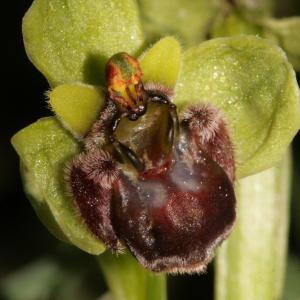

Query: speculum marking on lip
left=111, top=140, right=235, bottom=273
left=65, top=52, right=236, bottom=273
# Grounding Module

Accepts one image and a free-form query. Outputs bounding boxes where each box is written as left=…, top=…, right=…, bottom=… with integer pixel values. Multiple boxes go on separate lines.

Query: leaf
left=48, top=83, right=105, bottom=137
left=98, top=251, right=166, bottom=300
left=263, top=17, right=300, bottom=71
left=23, top=0, right=144, bottom=87
left=174, top=36, right=300, bottom=178
left=139, top=37, right=181, bottom=88
left=215, top=150, right=291, bottom=300
left=138, top=0, right=220, bottom=46
left=11, top=117, right=105, bottom=255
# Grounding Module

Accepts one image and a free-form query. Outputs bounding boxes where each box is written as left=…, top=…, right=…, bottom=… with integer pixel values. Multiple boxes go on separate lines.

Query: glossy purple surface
left=112, top=141, right=235, bottom=272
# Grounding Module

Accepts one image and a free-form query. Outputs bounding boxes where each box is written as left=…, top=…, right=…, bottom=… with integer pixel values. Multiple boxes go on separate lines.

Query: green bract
left=263, top=17, right=300, bottom=71
left=174, top=36, right=300, bottom=178
left=23, top=0, right=144, bottom=87
left=211, top=11, right=264, bottom=37
left=210, top=10, right=300, bottom=72
left=11, top=118, right=105, bottom=254
left=234, top=0, right=274, bottom=18
left=216, top=151, right=291, bottom=300
left=138, top=0, right=219, bottom=46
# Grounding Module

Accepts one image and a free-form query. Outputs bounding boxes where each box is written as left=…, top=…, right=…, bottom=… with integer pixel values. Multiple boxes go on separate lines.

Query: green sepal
left=234, top=0, right=274, bottom=18
left=48, top=83, right=105, bottom=137
left=263, top=17, right=300, bottom=71
left=23, top=0, right=144, bottom=87
left=175, top=36, right=300, bottom=178
left=138, top=0, right=220, bottom=46
left=139, top=37, right=181, bottom=88
left=215, top=150, right=291, bottom=300
left=11, top=117, right=105, bottom=255
left=20, top=161, right=70, bottom=244
left=211, top=11, right=264, bottom=38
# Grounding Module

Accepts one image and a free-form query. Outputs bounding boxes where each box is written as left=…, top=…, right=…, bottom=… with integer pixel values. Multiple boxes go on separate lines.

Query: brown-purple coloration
left=65, top=150, right=123, bottom=251
left=65, top=52, right=236, bottom=273
left=182, top=104, right=235, bottom=181
left=112, top=142, right=235, bottom=273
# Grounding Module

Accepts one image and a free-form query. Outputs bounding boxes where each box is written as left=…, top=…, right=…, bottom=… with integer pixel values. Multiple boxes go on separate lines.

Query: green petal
left=263, top=17, right=300, bottom=71
left=23, top=0, right=144, bottom=87
left=138, top=0, right=220, bottom=46
left=139, top=37, right=181, bottom=88
left=215, top=150, right=291, bottom=300
left=48, top=83, right=105, bottom=137
left=11, top=118, right=105, bottom=255
left=175, top=36, right=300, bottom=178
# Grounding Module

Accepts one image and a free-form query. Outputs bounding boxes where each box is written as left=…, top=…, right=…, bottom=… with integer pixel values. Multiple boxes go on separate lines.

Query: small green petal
left=215, top=150, right=291, bottom=300
left=263, top=17, right=300, bottom=71
left=11, top=118, right=105, bottom=255
left=138, top=0, right=220, bottom=46
left=139, top=37, right=181, bottom=88
left=175, top=36, right=300, bottom=178
left=48, top=83, right=105, bottom=137
left=23, top=0, right=144, bottom=87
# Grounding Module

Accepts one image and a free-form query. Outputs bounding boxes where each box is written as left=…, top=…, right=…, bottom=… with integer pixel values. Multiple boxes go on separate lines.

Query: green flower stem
left=97, top=251, right=167, bottom=300
left=215, top=150, right=292, bottom=300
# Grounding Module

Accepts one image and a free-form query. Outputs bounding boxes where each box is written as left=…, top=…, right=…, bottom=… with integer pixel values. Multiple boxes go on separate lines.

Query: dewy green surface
left=11, top=118, right=105, bottom=255
left=138, top=0, right=220, bottom=46
left=98, top=252, right=166, bottom=300
left=215, top=151, right=291, bottom=300
left=23, top=0, right=144, bottom=87
left=175, top=36, right=300, bottom=178
left=48, top=83, right=105, bottom=137
left=139, top=37, right=181, bottom=88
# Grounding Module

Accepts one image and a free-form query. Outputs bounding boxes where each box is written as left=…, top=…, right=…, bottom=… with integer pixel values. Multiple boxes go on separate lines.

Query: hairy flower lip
left=64, top=53, right=236, bottom=273
left=112, top=138, right=236, bottom=273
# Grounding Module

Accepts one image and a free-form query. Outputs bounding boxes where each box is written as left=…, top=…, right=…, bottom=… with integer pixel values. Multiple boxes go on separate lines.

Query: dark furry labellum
left=65, top=53, right=236, bottom=273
